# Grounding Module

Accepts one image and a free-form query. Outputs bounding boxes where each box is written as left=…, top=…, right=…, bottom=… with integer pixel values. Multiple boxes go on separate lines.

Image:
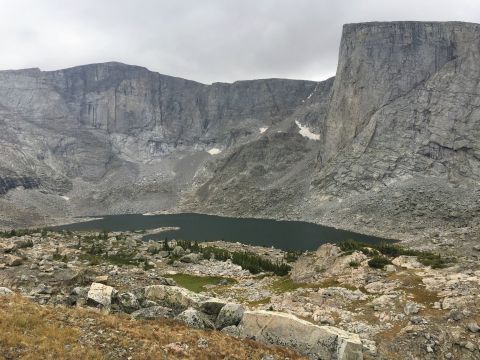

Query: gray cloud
left=0, top=0, right=479, bottom=83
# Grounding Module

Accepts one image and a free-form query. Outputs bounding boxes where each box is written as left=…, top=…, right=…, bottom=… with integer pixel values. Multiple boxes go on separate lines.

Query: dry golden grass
left=0, top=296, right=103, bottom=360
left=0, top=296, right=306, bottom=360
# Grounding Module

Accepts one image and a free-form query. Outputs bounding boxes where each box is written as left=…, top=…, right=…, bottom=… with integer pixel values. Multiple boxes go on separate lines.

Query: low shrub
left=200, top=246, right=230, bottom=261
left=339, top=240, right=455, bottom=269
left=368, top=255, right=392, bottom=269
left=231, top=251, right=291, bottom=276
left=348, top=260, right=360, bottom=268
left=0, top=228, right=46, bottom=238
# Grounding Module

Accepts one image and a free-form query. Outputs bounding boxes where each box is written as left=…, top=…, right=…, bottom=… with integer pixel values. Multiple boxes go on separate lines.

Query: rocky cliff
left=0, top=62, right=316, bottom=225
left=186, top=21, right=480, bottom=254
left=304, top=22, right=480, bottom=253
left=0, top=22, right=479, bottom=253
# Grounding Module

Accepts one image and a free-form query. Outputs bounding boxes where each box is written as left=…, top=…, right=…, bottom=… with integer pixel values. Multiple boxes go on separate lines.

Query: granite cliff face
left=186, top=21, right=480, bottom=254
left=0, top=21, right=479, bottom=253
left=0, top=63, right=316, bottom=225
left=321, top=21, right=480, bottom=178
left=303, top=22, right=480, bottom=252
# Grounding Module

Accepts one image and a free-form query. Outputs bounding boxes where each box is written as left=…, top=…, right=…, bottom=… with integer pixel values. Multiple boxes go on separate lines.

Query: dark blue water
left=56, top=213, right=390, bottom=251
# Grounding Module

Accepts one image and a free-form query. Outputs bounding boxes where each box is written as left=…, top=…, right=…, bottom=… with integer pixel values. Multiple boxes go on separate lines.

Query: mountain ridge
left=0, top=21, right=479, bottom=256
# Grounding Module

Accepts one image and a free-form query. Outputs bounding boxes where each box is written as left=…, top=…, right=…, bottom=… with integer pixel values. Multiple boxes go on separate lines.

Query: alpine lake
left=56, top=213, right=391, bottom=251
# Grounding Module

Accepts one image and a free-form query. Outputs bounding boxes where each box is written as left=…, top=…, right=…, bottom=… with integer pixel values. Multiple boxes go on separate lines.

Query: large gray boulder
left=238, top=310, right=363, bottom=360
left=215, top=303, right=245, bottom=329
left=87, top=282, right=117, bottom=308
left=199, top=298, right=228, bottom=316
left=172, top=246, right=186, bottom=257
left=179, top=253, right=202, bottom=264
left=117, top=292, right=140, bottom=313
left=0, top=287, right=14, bottom=296
left=175, top=308, right=214, bottom=329
left=144, top=285, right=208, bottom=312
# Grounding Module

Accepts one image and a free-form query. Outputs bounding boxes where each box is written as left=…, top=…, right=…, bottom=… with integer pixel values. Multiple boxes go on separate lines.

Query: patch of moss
left=317, top=278, right=359, bottom=292
left=247, top=297, right=272, bottom=307
left=79, top=252, right=140, bottom=267
left=318, top=278, right=341, bottom=288
left=268, top=277, right=318, bottom=293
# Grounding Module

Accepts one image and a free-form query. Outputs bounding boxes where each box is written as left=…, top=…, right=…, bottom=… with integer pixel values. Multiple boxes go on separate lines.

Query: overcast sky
left=1, top=0, right=479, bottom=83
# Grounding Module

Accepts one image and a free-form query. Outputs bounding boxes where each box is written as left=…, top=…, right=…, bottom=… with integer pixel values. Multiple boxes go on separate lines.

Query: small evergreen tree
left=162, top=238, right=171, bottom=251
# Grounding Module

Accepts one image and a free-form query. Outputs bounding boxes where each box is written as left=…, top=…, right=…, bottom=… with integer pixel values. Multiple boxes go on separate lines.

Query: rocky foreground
left=0, top=230, right=479, bottom=359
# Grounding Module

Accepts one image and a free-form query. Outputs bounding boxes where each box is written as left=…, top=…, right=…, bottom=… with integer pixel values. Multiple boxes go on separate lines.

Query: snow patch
left=207, top=148, right=222, bottom=155
left=259, top=127, right=268, bottom=134
left=61, top=196, right=70, bottom=201
left=295, top=120, right=320, bottom=140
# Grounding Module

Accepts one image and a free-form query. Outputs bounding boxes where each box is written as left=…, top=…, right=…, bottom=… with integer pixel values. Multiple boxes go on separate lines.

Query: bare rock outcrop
left=238, top=310, right=363, bottom=360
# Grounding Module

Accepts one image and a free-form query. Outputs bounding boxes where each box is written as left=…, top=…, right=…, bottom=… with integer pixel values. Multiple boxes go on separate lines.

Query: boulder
left=117, top=292, right=140, bottom=313
left=147, top=243, right=162, bottom=254
left=0, top=243, right=15, bottom=253
left=467, top=322, right=480, bottom=333
left=0, top=287, right=14, bottom=296
left=172, top=246, right=185, bottom=257
left=87, top=282, right=117, bottom=308
left=199, top=298, right=228, bottom=316
left=144, top=285, right=208, bottom=312
left=221, top=325, right=241, bottom=337
left=215, top=303, right=245, bottom=329
left=131, top=306, right=174, bottom=320
left=6, top=255, right=23, bottom=266
left=391, top=256, right=423, bottom=269
left=175, top=308, right=214, bottom=329
left=71, top=286, right=89, bottom=298
left=384, top=264, right=396, bottom=272
left=31, top=284, right=53, bottom=295
left=448, top=309, right=462, bottom=321
left=238, top=310, right=363, bottom=360
left=163, top=278, right=177, bottom=286
left=63, top=295, right=77, bottom=306
left=404, top=301, right=420, bottom=315
left=463, top=341, right=476, bottom=351
left=179, top=253, right=202, bottom=264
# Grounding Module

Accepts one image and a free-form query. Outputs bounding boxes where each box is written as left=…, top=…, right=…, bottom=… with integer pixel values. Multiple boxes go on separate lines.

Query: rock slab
left=238, top=310, right=363, bottom=360
left=87, top=282, right=117, bottom=308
